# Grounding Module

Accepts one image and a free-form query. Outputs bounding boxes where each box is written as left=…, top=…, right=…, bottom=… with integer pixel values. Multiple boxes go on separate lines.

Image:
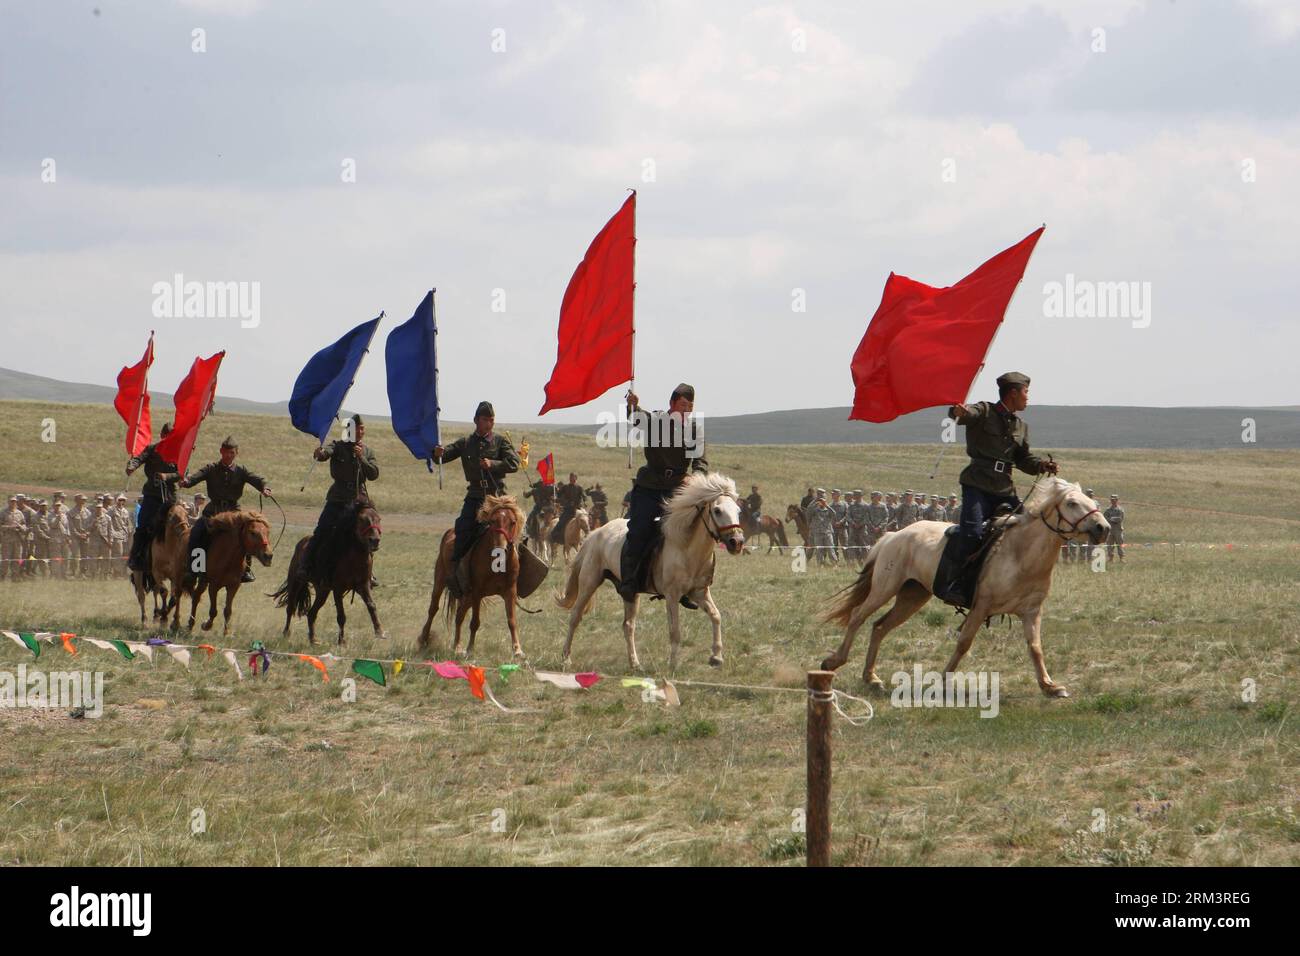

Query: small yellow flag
left=393, top=659, right=405, bottom=676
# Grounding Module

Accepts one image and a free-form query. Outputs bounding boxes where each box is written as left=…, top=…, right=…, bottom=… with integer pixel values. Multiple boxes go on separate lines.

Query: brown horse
left=526, top=502, right=557, bottom=565
left=562, top=507, right=590, bottom=564
left=738, top=500, right=789, bottom=554
left=130, top=502, right=192, bottom=627
left=418, top=494, right=527, bottom=659
left=271, top=497, right=382, bottom=646
left=185, top=510, right=273, bottom=636
left=786, top=504, right=811, bottom=552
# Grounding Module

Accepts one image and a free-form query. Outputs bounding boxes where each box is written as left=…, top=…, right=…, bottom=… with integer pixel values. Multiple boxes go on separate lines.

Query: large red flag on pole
left=538, top=192, right=636, bottom=415
left=156, top=351, right=225, bottom=474
left=849, top=227, right=1044, bottom=423
left=114, top=332, right=154, bottom=457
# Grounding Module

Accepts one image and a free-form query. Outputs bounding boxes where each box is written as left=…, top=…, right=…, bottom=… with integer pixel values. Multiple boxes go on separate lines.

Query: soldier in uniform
left=808, top=491, right=837, bottom=566
left=1, top=497, right=26, bottom=581
left=67, top=494, right=92, bottom=578
left=845, top=490, right=870, bottom=562
left=433, top=401, right=520, bottom=597
left=303, top=413, right=379, bottom=582
left=551, top=472, right=587, bottom=546
left=31, top=500, right=51, bottom=577
left=110, top=495, right=132, bottom=576
left=89, top=501, right=113, bottom=578
left=191, top=493, right=207, bottom=519
left=866, top=491, right=889, bottom=547
left=946, top=494, right=960, bottom=522
left=939, top=371, right=1058, bottom=603
left=16, top=496, right=37, bottom=576
left=47, top=499, right=70, bottom=578
left=586, top=482, right=609, bottom=527
left=828, top=489, right=848, bottom=560
left=616, top=384, right=709, bottom=606
left=800, top=486, right=815, bottom=514
left=178, top=436, right=271, bottom=583
left=746, top=484, right=763, bottom=521
left=893, top=490, right=920, bottom=530
left=1104, top=494, right=1125, bottom=562
left=125, top=425, right=181, bottom=575
left=524, top=476, right=557, bottom=533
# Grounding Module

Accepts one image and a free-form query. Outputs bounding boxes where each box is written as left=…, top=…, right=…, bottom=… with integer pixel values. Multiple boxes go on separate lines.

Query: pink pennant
left=433, top=661, right=469, bottom=681
left=575, top=672, right=601, bottom=689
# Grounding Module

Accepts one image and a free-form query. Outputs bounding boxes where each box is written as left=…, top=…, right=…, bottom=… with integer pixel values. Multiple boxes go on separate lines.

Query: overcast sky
left=2, top=0, right=1297, bottom=424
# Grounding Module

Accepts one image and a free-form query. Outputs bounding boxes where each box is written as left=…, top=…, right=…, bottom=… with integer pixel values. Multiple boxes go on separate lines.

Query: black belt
left=974, top=456, right=1014, bottom=474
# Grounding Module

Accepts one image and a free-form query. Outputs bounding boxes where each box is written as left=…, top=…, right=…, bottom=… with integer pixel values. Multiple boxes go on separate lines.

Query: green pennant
left=497, top=663, right=521, bottom=684
left=352, top=659, right=386, bottom=687
left=109, top=640, right=135, bottom=661
left=16, top=632, right=40, bottom=659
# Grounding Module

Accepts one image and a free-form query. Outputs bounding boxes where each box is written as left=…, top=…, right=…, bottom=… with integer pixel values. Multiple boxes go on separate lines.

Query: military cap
left=1110, top=494, right=1119, bottom=500
left=670, top=382, right=695, bottom=402
left=6, top=497, right=16, bottom=503
left=74, top=493, right=86, bottom=501
left=117, top=494, right=127, bottom=501
left=474, top=401, right=495, bottom=419
left=220, top=435, right=238, bottom=450
left=870, top=491, right=882, bottom=497
left=351, top=413, right=364, bottom=426
left=831, top=488, right=841, bottom=495
left=815, top=487, right=826, bottom=495
left=53, top=491, right=65, bottom=498
left=995, top=371, right=1031, bottom=390
left=815, top=491, right=827, bottom=501
left=853, top=489, right=864, bottom=495
left=903, top=489, right=913, bottom=495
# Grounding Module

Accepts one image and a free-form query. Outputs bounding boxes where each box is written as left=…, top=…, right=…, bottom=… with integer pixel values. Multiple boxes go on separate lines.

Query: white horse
left=556, top=472, right=745, bottom=671
left=821, top=478, right=1109, bottom=698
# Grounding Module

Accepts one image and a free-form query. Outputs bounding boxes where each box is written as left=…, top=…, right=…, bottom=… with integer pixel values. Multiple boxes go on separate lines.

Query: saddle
left=454, top=522, right=549, bottom=599
left=932, top=508, right=1016, bottom=609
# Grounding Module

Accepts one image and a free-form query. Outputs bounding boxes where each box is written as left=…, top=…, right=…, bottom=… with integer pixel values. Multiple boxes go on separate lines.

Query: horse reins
left=696, top=497, right=743, bottom=542
left=1039, top=501, right=1100, bottom=540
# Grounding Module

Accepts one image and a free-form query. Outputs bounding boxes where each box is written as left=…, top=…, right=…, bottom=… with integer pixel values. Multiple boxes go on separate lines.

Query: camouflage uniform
left=46, top=504, right=70, bottom=578
left=807, top=496, right=837, bottom=566
left=829, top=491, right=848, bottom=559
left=89, top=505, right=113, bottom=578
left=845, top=491, right=870, bottom=562
left=31, top=505, right=51, bottom=576
left=1104, top=498, right=1125, bottom=562
left=1, top=501, right=26, bottom=581
left=110, top=498, right=131, bottom=576
left=892, top=492, right=920, bottom=530
left=67, top=498, right=93, bottom=578
left=865, top=493, right=889, bottom=546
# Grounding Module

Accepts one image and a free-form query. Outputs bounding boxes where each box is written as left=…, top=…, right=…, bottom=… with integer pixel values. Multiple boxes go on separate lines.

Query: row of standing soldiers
left=2, top=492, right=135, bottom=580
left=797, top=487, right=957, bottom=565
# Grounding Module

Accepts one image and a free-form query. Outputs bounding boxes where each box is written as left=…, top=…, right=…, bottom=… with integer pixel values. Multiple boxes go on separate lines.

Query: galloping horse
left=820, top=478, right=1109, bottom=698
left=272, top=497, right=383, bottom=645
left=556, top=472, right=745, bottom=672
left=786, top=504, right=811, bottom=552
left=527, top=503, right=558, bottom=565
left=130, top=502, right=191, bottom=627
left=185, top=510, right=273, bottom=637
left=562, top=508, right=590, bottom=564
left=419, top=494, right=527, bottom=659
left=738, top=499, right=789, bottom=554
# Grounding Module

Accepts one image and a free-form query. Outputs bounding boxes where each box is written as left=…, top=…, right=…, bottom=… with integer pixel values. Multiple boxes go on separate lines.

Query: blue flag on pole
left=289, top=316, right=383, bottom=443
left=386, top=290, right=440, bottom=470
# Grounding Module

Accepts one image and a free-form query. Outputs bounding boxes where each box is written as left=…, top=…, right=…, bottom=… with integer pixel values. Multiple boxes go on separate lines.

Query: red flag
left=114, top=333, right=154, bottom=456
left=156, top=351, right=225, bottom=474
left=849, top=227, right=1044, bottom=423
left=538, top=193, right=636, bottom=415
left=536, top=453, right=555, bottom=486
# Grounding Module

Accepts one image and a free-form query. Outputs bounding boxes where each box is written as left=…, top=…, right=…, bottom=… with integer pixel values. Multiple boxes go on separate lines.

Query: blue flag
left=288, top=316, right=383, bottom=443
left=386, top=291, right=440, bottom=469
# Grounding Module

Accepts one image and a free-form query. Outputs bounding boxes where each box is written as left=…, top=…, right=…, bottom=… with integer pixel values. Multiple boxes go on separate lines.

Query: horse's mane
left=1021, top=477, right=1081, bottom=517
left=663, top=472, right=737, bottom=541
left=476, top=494, right=526, bottom=529
left=208, top=509, right=268, bottom=535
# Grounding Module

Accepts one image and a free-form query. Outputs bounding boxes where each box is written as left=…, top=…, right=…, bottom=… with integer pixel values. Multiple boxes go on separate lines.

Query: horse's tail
left=774, top=521, right=789, bottom=548
left=554, top=542, right=585, bottom=609
left=821, top=545, right=880, bottom=626
left=270, top=539, right=312, bottom=616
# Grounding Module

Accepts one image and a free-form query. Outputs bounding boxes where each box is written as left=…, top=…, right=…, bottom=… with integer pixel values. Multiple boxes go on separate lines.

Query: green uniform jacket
left=127, top=442, right=179, bottom=501
left=628, top=404, right=709, bottom=492
left=440, top=432, right=519, bottom=499
left=321, top=441, right=379, bottom=503
left=181, top=462, right=268, bottom=514
left=525, top=481, right=556, bottom=508
left=950, top=400, right=1046, bottom=496
left=556, top=483, right=586, bottom=511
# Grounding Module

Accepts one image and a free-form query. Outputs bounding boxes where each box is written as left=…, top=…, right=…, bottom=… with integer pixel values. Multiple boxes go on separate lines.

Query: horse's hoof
left=513, top=649, right=526, bottom=660
left=376, top=630, right=388, bottom=641
left=200, top=621, right=213, bottom=632
left=865, top=678, right=887, bottom=695
left=708, top=655, right=723, bottom=667
left=820, top=655, right=842, bottom=671
left=1046, top=685, right=1070, bottom=699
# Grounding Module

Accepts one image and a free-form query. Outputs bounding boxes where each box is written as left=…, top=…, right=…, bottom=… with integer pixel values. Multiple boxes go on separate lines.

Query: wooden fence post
left=806, top=669, right=834, bottom=867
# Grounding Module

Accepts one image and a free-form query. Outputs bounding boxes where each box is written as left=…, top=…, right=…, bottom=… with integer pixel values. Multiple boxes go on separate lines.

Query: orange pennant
left=467, top=665, right=486, bottom=700
left=197, top=643, right=216, bottom=658
left=297, top=654, right=330, bottom=683
left=60, top=632, right=77, bottom=656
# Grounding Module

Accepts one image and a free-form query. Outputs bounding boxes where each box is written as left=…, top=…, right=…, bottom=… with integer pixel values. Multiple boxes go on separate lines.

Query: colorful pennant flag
left=297, top=654, right=330, bottom=683
left=222, top=649, right=244, bottom=680
left=156, top=351, right=226, bottom=473
left=60, top=632, right=77, bottom=656
left=537, top=452, right=555, bottom=486
left=3, top=631, right=40, bottom=658
left=466, top=666, right=486, bottom=700
left=352, top=659, right=386, bottom=687
left=114, top=332, right=154, bottom=457
left=385, top=291, right=441, bottom=470
left=289, top=315, right=383, bottom=444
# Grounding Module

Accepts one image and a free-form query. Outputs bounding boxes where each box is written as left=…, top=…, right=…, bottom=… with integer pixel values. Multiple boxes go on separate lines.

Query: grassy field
left=0, top=399, right=1296, bottom=866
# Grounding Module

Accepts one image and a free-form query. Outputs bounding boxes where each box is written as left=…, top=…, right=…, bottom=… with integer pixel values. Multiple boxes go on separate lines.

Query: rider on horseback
left=177, top=436, right=271, bottom=585
left=551, top=473, right=586, bottom=545
left=304, top=413, right=379, bottom=583
left=125, top=422, right=177, bottom=576
left=937, top=371, right=1058, bottom=605
left=433, top=401, right=519, bottom=598
left=617, top=383, right=708, bottom=608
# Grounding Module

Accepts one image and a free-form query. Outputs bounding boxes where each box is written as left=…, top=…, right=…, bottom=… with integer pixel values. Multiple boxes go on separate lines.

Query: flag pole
left=432, top=289, right=442, bottom=489
left=627, top=188, right=636, bottom=470
left=928, top=224, right=1045, bottom=481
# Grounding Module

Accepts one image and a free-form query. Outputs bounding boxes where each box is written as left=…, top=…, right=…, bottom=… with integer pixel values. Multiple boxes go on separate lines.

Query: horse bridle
left=357, top=509, right=382, bottom=541
left=486, top=506, right=518, bottom=546
left=696, top=496, right=743, bottom=543
left=1040, top=499, right=1099, bottom=540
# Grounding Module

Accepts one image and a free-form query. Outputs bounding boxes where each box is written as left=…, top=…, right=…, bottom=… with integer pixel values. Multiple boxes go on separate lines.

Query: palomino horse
left=185, top=510, right=273, bottom=636
left=130, top=502, right=192, bottom=627
left=526, top=503, right=556, bottom=564
left=739, top=499, right=789, bottom=554
left=556, top=472, right=745, bottom=672
left=419, top=494, right=527, bottom=659
left=272, top=497, right=383, bottom=646
left=786, top=504, right=811, bottom=552
left=562, top=508, right=590, bottom=564
left=820, top=478, right=1109, bottom=699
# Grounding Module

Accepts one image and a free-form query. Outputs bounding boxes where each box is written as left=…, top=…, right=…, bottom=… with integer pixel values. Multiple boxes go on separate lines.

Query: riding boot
left=615, top=543, right=641, bottom=602
left=446, top=558, right=462, bottom=598
left=455, top=555, right=471, bottom=596
left=128, top=529, right=148, bottom=572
